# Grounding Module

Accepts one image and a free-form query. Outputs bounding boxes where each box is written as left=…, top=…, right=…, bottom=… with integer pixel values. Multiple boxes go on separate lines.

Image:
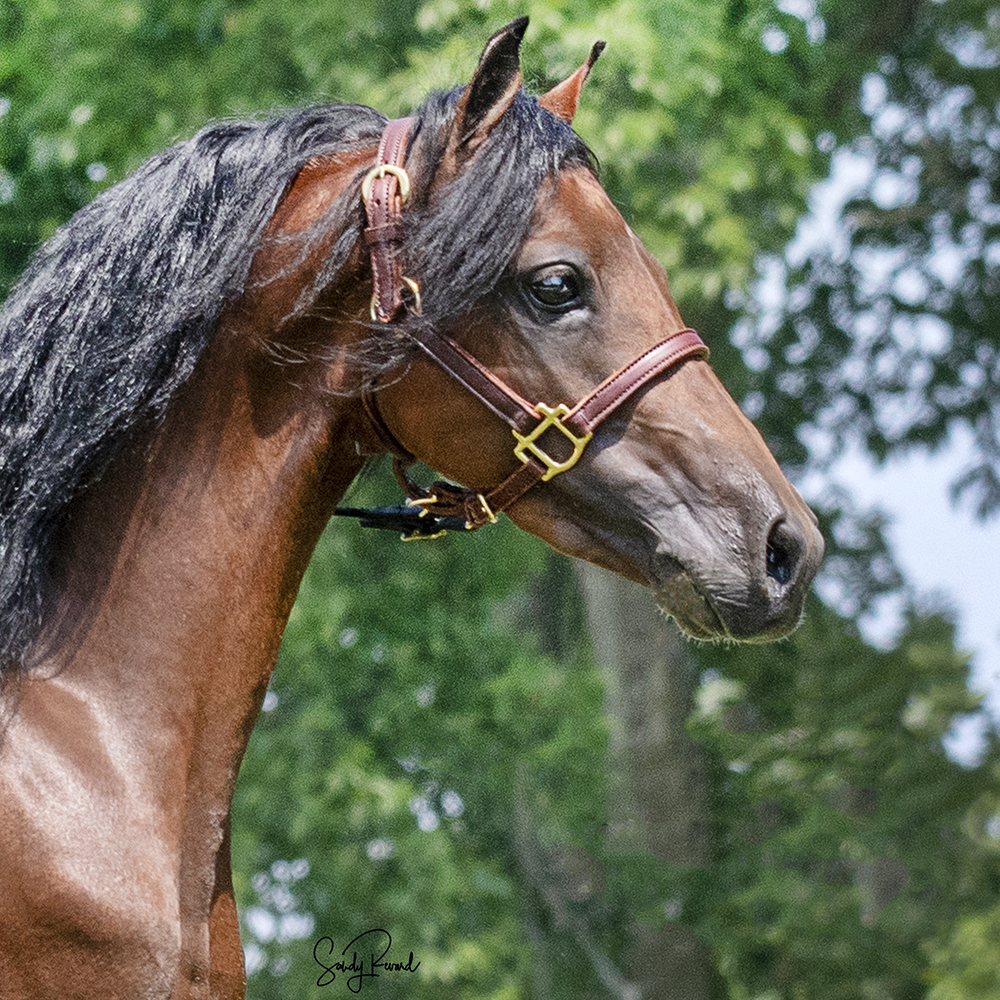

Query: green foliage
left=740, top=0, right=1000, bottom=511
left=0, top=0, right=426, bottom=292
left=232, top=474, right=616, bottom=998
left=5, top=1, right=1000, bottom=996
left=692, top=601, right=1000, bottom=999
left=927, top=898, right=1000, bottom=999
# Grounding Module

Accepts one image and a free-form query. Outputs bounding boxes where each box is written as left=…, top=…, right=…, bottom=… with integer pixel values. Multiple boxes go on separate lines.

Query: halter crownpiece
left=362, top=116, right=418, bottom=323
left=347, top=76, right=710, bottom=539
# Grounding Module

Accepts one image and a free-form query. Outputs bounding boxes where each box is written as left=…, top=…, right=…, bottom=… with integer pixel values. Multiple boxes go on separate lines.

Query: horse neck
left=28, top=147, right=377, bottom=791
left=39, top=316, right=366, bottom=795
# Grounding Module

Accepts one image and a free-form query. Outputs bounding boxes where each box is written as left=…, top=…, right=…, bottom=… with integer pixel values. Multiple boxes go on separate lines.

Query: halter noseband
left=351, top=117, right=710, bottom=538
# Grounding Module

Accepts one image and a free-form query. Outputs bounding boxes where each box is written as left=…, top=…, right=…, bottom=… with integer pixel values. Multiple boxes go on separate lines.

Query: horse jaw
left=502, top=361, right=824, bottom=644
left=473, top=171, right=823, bottom=643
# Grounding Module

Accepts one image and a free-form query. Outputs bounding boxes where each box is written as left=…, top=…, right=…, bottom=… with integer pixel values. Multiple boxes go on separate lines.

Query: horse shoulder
left=0, top=676, right=184, bottom=998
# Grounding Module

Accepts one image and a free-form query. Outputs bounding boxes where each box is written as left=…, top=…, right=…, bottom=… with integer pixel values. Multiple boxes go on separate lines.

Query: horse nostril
left=766, top=520, right=800, bottom=588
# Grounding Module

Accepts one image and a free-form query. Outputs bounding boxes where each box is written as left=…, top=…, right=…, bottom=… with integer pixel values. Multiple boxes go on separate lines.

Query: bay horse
left=0, top=18, right=822, bottom=1000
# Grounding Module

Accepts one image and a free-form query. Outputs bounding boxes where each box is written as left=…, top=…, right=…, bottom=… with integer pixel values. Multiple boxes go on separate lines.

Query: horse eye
left=526, top=265, right=583, bottom=312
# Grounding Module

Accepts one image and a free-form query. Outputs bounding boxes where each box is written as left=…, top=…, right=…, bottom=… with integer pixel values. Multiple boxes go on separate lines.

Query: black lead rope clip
left=333, top=505, right=469, bottom=541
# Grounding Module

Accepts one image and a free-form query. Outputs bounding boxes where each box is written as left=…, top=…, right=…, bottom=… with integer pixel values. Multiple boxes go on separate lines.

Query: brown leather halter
left=357, top=116, right=710, bottom=535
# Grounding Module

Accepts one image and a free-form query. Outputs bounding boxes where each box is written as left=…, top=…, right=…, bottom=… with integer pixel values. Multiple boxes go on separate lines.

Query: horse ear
left=538, top=41, right=606, bottom=124
left=449, top=17, right=527, bottom=160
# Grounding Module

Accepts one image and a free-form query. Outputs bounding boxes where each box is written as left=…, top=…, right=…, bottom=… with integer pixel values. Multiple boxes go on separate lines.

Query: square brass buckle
left=512, top=403, right=593, bottom=482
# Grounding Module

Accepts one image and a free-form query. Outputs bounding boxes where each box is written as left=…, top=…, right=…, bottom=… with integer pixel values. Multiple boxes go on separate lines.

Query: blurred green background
left=3, top=1, right=1000, bottom=997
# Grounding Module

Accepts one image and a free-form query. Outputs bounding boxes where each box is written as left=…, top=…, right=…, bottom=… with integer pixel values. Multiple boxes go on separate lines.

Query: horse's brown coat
left=0, top=20, right=821, bottom=999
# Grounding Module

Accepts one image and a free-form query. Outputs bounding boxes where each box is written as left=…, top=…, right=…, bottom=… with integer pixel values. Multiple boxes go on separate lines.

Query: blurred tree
left=692, top=600, right=1000, bottom=1000
left=741, top=0, right=1000, bottom=515
left=579, top=566, right=714, bottom=1000
left=927, top=897, right=1000, bottom=998
left=3, top=2, right=1000, bottom=998
left=231, top=499, right=620, bottom=999
left=0, top=0, right=427, bottom=293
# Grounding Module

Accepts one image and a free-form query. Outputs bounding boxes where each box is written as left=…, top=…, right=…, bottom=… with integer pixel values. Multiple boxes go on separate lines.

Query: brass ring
left=405, top=494, right=439, bottom=519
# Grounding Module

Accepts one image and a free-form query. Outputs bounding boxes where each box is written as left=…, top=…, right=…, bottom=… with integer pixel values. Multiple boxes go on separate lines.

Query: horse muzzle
left=655, top=506, right=824, bottom=642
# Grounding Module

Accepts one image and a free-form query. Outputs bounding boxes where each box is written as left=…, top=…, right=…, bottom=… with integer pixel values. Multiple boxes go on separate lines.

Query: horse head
left=363, top=19, right=824, bottom=641
left=0, top=17, right=827, bottom=998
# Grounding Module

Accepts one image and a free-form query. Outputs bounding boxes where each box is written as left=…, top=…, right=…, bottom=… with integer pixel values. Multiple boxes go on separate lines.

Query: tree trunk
left=579, top=563, right=713, bottom=1000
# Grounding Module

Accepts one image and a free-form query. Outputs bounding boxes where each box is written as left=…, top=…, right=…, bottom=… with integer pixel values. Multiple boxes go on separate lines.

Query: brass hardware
left=405, top=495, right=439, bottom=518
left=401, top=497, right=445, bottom=540
left=401, top=277, right=422, bottom=316
left=466, top=493, right=498, bottom=530
left=361, top=163, right=411, bottom=206
left=400, top=528, right=448, bottom=541
left=512, top=403, right=593, bottom=481
left=369, top=277, right=422, bottom=322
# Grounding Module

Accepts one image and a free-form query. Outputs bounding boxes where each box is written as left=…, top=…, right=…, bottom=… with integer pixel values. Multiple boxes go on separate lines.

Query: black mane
left=0, top=90, right=591, bottom=673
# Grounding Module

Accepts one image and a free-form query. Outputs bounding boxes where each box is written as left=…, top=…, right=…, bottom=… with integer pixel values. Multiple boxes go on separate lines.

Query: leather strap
left=364, top=117, right=415, bottom=322
left=358, top=117, right=711, bottom=532
left=406, top=326, right=540, bottom=432
left=408, top=325, right=708, bottom=438
left=568, top=330, right=709, bottom=433
left=396, top=327, right=709, bottom=528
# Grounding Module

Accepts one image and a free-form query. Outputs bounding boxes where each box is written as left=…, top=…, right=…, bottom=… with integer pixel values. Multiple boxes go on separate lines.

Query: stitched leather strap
left=408, top=326, right=708, bottom=438
left=358, top=117, right=710, bottom=532
left=365, top=117, right=415, bottom=322
left=406, top=326, right=539, bottom=431
left=569, top=330, right=709, bottom=433
left=396, top=327, right=709, bottom=528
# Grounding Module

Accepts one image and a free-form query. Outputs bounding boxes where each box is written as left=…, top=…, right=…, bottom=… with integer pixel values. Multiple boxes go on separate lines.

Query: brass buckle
left=405, top=494, right=438, bottom=517
left=401, top=494, right=447, bottom=541
left=369, top=276, right=422, bottom=322
left=466, top=493, right=498, bottom=530
left=361, top=163, right=411, bottom=206
left=512, top=403, right=593, bottom=482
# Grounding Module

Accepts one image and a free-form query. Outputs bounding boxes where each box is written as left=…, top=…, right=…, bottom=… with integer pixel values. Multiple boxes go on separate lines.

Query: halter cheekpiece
left=341, top=117, right=711, bottom=540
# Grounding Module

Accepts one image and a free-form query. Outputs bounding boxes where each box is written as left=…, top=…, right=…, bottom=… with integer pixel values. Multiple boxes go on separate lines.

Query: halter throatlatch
left=344, top=115, right=710, bottom=540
